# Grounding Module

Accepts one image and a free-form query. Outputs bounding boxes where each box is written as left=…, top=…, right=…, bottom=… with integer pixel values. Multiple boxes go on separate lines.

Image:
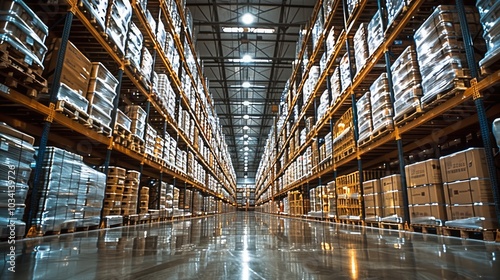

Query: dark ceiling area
left=186, top=0, right=315, bottom=185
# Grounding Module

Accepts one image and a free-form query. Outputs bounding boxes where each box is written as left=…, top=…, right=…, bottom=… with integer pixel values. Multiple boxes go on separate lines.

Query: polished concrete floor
left=1, top=212, right=499, bottom=279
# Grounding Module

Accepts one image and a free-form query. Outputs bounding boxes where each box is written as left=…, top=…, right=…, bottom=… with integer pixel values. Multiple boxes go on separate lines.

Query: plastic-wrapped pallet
left=124, top=105, right=146, bottom=139
left=87, top=63, right=118, bottom=127
left=330, top=67, right=342, bottom=106
left=105, top=0, right=132, bottom=55
left=414, top=6, right=480, bottom=105
left=145, top=123, right=156, bottom=157
left=140, top=47, right=153, bottom=82
left=79, top=0, right=109, bottom=31
left=122, top=170, right=140, bottom=216
left=386, top=0, right=405, bottom=28
left=369, top=73, right=393, bottom=134
left=78, top=164, right=106, bottom=227
left=145, top=9, right=156, bottom=36
left=367, top=11, right=384, bottom=56
left=340, top=52, right=352, bottom=93
left=316, top=89, right=329, bottom=124
left=477, top=0, right=500, bottom=68
left=325, top=27, right=339, bottom=59
left=312, top=11, right=324, bottom=51
left=323, top=0, right=335, bottom=19
left=157, top=17, right=167, bottom=51
left=346, top=0, right=360, bottom=20
left=0, top=0, right=49, bottom=71
left=353, top=23, right=368, bottom=75
left=115, top=109, right=131, bottom=132
left=126, top=21, right=143, bottom=69
left=391, top=45, right=423, bottom=121
left=356, top=91, right=372, bottom=144
left=0, top=123, right=35, bottom=239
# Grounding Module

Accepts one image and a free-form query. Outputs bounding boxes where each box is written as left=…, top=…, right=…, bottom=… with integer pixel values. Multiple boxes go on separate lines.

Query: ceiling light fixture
left=242, top=82, right=251, bottom=88
left=243, top=114, right=250, bottom=119
left=222, top=27, right=275, bottom=34
left=241, top=13, right=254, bottom=25
left=243, top=126, right=249, bottom=130
left=242, top=54, right=252, bottom=63
left=244, top=134, right=249, bottom=138
left=243, top=101, right=250, bottom=106
left=244, top=152, right=249, bottom=155
left=244, top=147, right=249, bottom=151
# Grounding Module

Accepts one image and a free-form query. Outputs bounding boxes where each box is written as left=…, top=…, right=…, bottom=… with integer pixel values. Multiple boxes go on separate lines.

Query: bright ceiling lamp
left=243, top=114, right=250, bottom=119
left=243, top=126, right=249, bottom=130
left=243, top=100, right=250, bottom=106
left=244, top=141, right=249, bottom=145
left=244, top=134, right=249, bottom=138
left=242, top=81, right=251, bottom=88
left=244, top=147, right=249, bottom=151
left=242, top=54, right=252, bottom=63
left=241, top=13, right=254, bottom=25
left=244, top=152, right=249, bottom=155
left=222, top=27, right=275, bottom=34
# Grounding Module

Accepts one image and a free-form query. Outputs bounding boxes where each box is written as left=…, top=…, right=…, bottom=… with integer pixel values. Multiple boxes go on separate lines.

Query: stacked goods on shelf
left=104, top=0, right=132, bottom=56
left=0, top=123, right=35, bottom=238
left=115, top=109, right=131, bottom=133
left=87, top=62, right=119, bottom=130
left=157, top=74, right=176, bottom=119
left=43, top=39, right=91, bottom=110
left=176, top=147, right=187, bottom=174
left=0, top=0, right=49, bottom=71
left=303, top=66, right=320, bottom=104
left=316, top=89, right=329, bottom=123
left=192, top=191, right=203, bottom=216
left=125, top=21, right=143, bottom=69
left=287, top=191, right=302, bottom=216
left=367, top=11, right=383, bottom=57
left=369, top=73, right=394, bottom=135
left=386, top=0, right=405, bottom=28
left=353, top=23, right=368, bottom=75
left=139, top=186, right=149, bottom=214
left=122, top=170, right=139, bottom=216
left=79, top=0, right=108, bottom=31
left=391, top=45, right=423, bottom=121
left=144, top=123, right=156, bottom=157
left=356, top=92, right=372, bottom=144
left=282, top=197, right=289, bottom=214
left=405, top=159, right=446, bottom=225
left=362, top=179, right=382, bottom=222
left=311, top=10, right=324, bottom=51
left=309, top=185, right=329, bottom=218
left=336, top=170, right=386, bottom=221
left=140, top=46, right=153, bottom=84
left=477, top=0, right=500, bottom=67
left=104, top=166, right=125, bottom=216
left=380, top=174, right=404, bottom=223
left=440, top=148, right=497, bottom=229
left=333, top=108, right=355, bottom=162
left=323, top=0, right=335, bottom=17
left=346, top=0, right=360, bottom=20
left=34, top=147, right=106, bottom=233
left=324, top=26, right=339, bottom=60
left=168, top=137, right=177, bottom=166
left=125, top=105, right=146, bottom=138
left=154, top=136, right=164, bottom=161
left=330, top=67, right=342, bottom=106
left=340, top=53, right=352, bottom=93
left=326, top=180, right=336, bottom=218
left=203, top=196, right=215, bottom=214
left=414, top=6, right=480, bottom=105
left=178, top=188, right=192, bottom=214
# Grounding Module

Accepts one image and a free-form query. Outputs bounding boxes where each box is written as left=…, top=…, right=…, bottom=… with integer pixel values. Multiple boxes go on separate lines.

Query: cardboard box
left=409, top=204, right=447, bottom=223
left=382, top=206, right=404, bottom=218
left=363, top=193, right=381, bottom=208
left=446, top=203, right=498, bottom=229
left=470, top=178, right=494, bottom=203
left=444, top=180, right=473, bottom=205
left=380, top=174, right=401, bottom=192
left=382, top=190, right=404, bottom=208
left=363, top=179, right=381, bottom=195
left=44, top=38, right=92, bottom=94
left=405, top=159, right=442, bottom=186
left=408, top=184, right=445, bottom=205
left=439, top=148, right=489, bottom=182
left=365, top=207, right=381, bottom=220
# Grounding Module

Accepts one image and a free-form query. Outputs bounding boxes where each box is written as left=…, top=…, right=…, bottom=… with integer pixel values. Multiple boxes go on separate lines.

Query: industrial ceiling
left=186, top=0, right=315, bottom=186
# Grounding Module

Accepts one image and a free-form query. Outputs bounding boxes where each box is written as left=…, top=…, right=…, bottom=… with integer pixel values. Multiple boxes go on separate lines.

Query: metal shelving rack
left=255, top=0, right=500, bottom=228
left=0, top=0, right=238, bottom=236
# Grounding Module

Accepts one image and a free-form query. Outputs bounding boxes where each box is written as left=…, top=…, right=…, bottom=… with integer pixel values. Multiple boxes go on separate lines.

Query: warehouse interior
left=0, top=0, right=500, bottom=278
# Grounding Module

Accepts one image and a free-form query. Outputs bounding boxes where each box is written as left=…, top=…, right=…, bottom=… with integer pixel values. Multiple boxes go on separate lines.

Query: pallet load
left=87, top=62, right=118, bottom=133
left=125, top=21, right=143, bottom=70
left=340, top=53, right=352, bottom=93
left=330, top=67, right=342, bottom=106
left=105, top=0, right=132, bottom=56
left=362, top=179, right=382, bottom=222
left=79, top=0, right=108, bottom=31
left=353, top=23, right=368, bottom=75
left=34, top=147, right=106, bottom=234
left=369, top=73, right=394, bottom=137
left=124, top=105, right=146, bottom=152
left=0, top=123, right=35, bottom=239
left=367, top=11, right=383, bottom=57
left=391, top=45, right=423, bottom=122
left=386, top=0, right=405, bottom=27
left=333, top=108, right=355, bottom=162
left=477, top=0, right=500, bottom=68
left=192, top=191, right=203, bottom=216
left=139, top=186, right=149, bottom=214
left=356, top=91, right=372, bottom=144
left=380, top=174, right=404, bottom=223
left=414, top=5, right=481, bottom=106
left=440, top=148, right=497, bottom=229
left=122, top=170, right=139, bottom=216
left=104, top=166, right=126, bottom=216
left=316, top=89, right=329, bottom=124
left=405, top=159, right=447, bottom=226
left=144, top=123, right=156, bottom=158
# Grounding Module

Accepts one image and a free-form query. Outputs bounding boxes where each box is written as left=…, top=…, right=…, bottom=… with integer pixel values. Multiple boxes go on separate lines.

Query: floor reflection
left=1, top=212, right=499, bottom=279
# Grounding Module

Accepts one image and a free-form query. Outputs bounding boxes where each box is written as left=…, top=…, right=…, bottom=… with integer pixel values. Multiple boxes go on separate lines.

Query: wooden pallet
left=421, top=76, right=470, bottom=110
left=86, top=117, right=112, bottom=137
left=379, top=222, right=406, bottom=230
left=394, top=106, right=424, bottom=127
left=409, top=223, right=443, bottom=235
left=0, top=45, right=47, bottom=97
left=338, top=218, right=364, bottom=226
left=75, top=224, right=100, bottom=232
left=358, top=122, right=394, bottom=147
left=333, top=145, right=356, bottom=162
left=442, top=227, right=500, bottom=242
left=55, top=100, right=90, bottom=124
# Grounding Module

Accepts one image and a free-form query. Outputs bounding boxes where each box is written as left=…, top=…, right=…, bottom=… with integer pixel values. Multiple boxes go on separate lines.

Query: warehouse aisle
left=1, top=212, right=499, bottom=279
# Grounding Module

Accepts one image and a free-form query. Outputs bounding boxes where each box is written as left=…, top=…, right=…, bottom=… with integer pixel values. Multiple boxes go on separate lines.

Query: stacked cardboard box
left=105, top=0, right=132, bottom=56
left=104, top=166, right=126, bottom=216
left=139, top=187, right=149, bottom=214
left=79, top=164, right=106, bottom=227
left=362, top=179, right=382, bottom=222
left=414, top=6, right=480, bottom=105
left=122, top=170, right=139, bottom=216
left=145, top=124, right=156, bottom=157
left=380, top=174, right=404, bottom=222
left=311, top=11, right=324, bottom=51
left=87, top=63, right=118, bottom=128
left=405, top=159, right=446, bottom=225
left=356, top=91, right=372, bottom=143
left=124, top=105, right=147, bottom=139
left=370, top=73, right=393, bottom=134
left=0, top=123, right=35, bottom=238
left=440, top=148, right=497, bottom=229
left=477, top=0, right=500, bottom=67
left=391, top=45, right=423, bottom=121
